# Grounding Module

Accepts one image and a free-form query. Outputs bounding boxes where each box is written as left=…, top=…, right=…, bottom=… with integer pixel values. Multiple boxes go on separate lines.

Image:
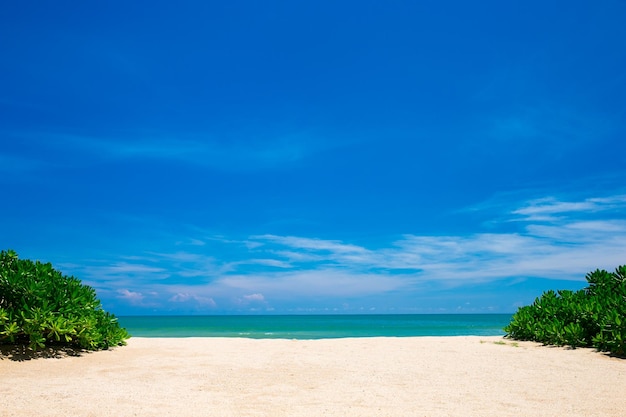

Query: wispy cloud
left=254, top=235, right=371, bottom=254
left=219, top=269, right=407, bottom=298
left=474, top=69, right=618, bottom=147
left=512, top=195, right=626, bottom=221
left=168, top=292, right=217, bottom=308
left=242, top=293, right=265, bottom=302
left=5, top=131, right=338, bottom=172
left=0, top=153, right=43, bottom=174
left=235, top=258, right=292, bottom=269
left=69, top=192, right=626, bottom=313
left=117, top=289, right=146, bottom=305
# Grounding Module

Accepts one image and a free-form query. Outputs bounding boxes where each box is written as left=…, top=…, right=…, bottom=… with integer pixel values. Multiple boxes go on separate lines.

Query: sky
left=1, top=1, right=626, bottom=315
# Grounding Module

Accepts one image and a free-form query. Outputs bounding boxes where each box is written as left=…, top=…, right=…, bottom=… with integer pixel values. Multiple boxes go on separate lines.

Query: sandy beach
left=1, top=336, right=625, bottom=416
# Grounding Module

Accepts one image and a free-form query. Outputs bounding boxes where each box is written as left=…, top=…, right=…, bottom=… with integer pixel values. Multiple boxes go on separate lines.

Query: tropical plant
left=505, top=265, right=626, bottom=356
left=0, top=249, right=129, bottom=351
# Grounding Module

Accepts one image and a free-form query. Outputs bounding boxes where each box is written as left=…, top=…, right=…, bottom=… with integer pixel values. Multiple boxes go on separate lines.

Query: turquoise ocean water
left=119, top=314, right=512, bottom=339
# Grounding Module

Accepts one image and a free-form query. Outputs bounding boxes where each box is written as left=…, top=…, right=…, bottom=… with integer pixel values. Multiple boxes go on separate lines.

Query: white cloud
left=243, top=194, right=626, bottom=283
left=78, top=192, right=626, bottom=310
left=168, top=292, right=217, bottom=307
left=219, top=270, right=408, bottom=298
left=512, top=195, right=626, bottom=221
left=106, top=262, right=166, bottom=274
left=270, top=250, right=326, bottom=263
left=254, top=234, right=370, bottom=254
left=117, top=289, right=145, bottom=304
left=240, top=258, right=292, bottom=268
left=243, top=293, right=265, bottom=302
left=175, top=238, right=207, bottom=247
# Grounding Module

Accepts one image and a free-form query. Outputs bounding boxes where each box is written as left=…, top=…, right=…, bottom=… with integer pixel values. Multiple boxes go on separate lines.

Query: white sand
left=1, top=336, right=625, bottom=416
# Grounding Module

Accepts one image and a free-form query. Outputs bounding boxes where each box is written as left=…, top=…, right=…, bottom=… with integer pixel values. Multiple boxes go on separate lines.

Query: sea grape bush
left=505, top=265, right=626, bottom=356
left=0, top=250, right=129, bottom=350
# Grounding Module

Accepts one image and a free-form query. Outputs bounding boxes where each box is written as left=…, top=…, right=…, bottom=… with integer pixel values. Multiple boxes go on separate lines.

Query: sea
left=118, top=314, right=512, bottom=339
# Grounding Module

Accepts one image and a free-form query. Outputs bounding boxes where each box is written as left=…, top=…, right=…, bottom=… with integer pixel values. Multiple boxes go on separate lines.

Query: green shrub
left=505, top=265, right=626, bottom=356
left=0, top=249, right=129, bottom=351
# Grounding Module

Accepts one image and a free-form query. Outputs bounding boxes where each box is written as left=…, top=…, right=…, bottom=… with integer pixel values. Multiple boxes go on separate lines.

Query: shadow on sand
left=0, top=343, right=87, bottom=361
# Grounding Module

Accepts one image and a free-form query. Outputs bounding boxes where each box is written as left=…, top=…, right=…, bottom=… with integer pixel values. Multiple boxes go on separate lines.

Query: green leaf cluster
left=0, top=250, right=130, bottom=351
left=504, top=265, right=626, bottom=356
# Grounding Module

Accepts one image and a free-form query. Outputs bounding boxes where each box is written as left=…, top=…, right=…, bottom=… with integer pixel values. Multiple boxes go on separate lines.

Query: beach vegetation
left=505, top=265, right=626, bottom=357
left=0, top=250, right=129, bottom=351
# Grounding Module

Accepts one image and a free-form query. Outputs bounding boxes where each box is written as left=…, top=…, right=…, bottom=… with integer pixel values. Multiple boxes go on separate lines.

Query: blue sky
left=2, top=1, right=625, bottom=315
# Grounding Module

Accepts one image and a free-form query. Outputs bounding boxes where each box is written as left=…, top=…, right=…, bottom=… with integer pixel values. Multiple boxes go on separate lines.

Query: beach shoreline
left=2, top=336, right=625, bottom=416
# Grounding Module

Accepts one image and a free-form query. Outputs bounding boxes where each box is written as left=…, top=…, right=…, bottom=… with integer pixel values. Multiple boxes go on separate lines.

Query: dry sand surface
left=2, top=336, right=625, bottom=416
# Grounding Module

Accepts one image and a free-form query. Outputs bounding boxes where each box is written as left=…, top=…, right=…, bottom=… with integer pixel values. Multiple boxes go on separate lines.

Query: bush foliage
left=0, top=250, right=129, bottom=351
left=505, top=265, right=626, bottom=356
